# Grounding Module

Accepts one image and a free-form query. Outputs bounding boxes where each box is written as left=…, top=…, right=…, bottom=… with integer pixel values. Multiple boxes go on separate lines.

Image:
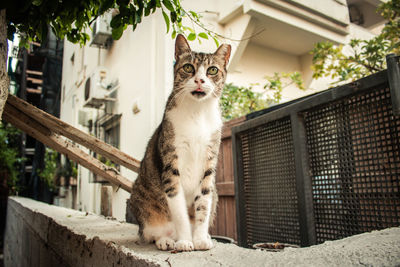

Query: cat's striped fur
left=129, top=34, right=231, bottom=251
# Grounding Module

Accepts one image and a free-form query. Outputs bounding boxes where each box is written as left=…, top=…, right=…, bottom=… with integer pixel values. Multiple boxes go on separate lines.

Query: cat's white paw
left=175, top=240, right=194, bottom=251
left=155, top=237, right=176, bottom=251
left=193, top=235, right=213, bottom=250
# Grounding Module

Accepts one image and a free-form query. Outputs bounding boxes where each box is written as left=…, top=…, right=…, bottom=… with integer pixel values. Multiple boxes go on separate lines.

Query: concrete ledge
left=4, top=196, right=400, bottom=267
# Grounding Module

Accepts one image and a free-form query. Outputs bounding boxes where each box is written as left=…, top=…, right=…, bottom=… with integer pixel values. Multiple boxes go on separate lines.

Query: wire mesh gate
left=232, top=54, right=400, bottom=247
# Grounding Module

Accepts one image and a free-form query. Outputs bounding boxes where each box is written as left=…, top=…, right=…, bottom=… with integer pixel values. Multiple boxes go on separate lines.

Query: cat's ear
left=214, top=44, right=231, bottom=66
left=175, top=34, right=191, bottom=60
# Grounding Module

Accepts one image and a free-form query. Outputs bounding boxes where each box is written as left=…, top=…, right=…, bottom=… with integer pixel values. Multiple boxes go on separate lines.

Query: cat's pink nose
left=195, top=78, right=205, bottom=84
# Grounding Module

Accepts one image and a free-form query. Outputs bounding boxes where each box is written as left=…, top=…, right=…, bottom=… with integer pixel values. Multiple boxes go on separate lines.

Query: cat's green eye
left=182, top=64, right=195, bottom=73
left=207, top=66, right=218, bottom=75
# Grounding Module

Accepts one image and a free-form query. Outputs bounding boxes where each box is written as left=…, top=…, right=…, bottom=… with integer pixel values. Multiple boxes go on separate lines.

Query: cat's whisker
left=172, top=89, right=186, bottom=107
left=167, top=88, right=185, bottom=108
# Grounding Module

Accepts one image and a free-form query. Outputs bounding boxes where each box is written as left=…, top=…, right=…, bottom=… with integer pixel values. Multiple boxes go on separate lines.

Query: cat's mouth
left=191, top=88, right=206, bottom=98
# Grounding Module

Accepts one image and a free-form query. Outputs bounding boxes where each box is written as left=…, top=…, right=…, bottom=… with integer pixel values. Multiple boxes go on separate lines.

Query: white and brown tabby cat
left=129, top=34, right=231, bottom=252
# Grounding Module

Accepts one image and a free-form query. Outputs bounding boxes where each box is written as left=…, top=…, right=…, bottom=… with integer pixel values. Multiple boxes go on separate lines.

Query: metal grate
left=305, top=86, right=400, bottom=243
left=233, top=56, right=400, bottom=248
left=239, top=117, right=300, bottom=246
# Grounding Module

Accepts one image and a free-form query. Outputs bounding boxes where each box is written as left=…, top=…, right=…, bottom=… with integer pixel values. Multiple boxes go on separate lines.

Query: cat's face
left=173, top=34, right=231, bottom=102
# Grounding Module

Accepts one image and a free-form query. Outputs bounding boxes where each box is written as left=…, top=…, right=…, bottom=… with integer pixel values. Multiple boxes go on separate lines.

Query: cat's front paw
left=175, top=240, right=194, bottom=251
left=155, top=237, right=176, bottom=251
left=193, top=235, right=213, bottom=250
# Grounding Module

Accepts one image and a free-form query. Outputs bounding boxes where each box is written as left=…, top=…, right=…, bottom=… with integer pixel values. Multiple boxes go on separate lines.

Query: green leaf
left=162, top=0, right=175, bottom=12
left=187, top=33, right=196, bottom=41
left=129, top=10, right=137, bottom=24
left=135, top=10, right=142, bottom=24
left=119, top=0, right=130, bottom=5
left=148, top=0, right=157, bottom=9
left=213, top=36, right=219, bottom=47
left=119, top=4, right=129, bottom=16
left=198, top=32, right=208, bottom=39
left=32, top=0, right=42, bottom=6
left=145, top=6, right=151, bottom=16
left=172, top=30, right=177, bottom=39
left=162, top=10, right=170, bottom=33
left=137, top=5, right=143, bottom=17
left=110, top=15, right=122, bottom=28
left=135, top=0, right=144, bottom=10
left=189, top=11, right=197, bottom=17
left=170, top=11, right=177, bottom=23
left=112, top=26, right=124, bottom=40
left=185, top=26, right=195, bottom=33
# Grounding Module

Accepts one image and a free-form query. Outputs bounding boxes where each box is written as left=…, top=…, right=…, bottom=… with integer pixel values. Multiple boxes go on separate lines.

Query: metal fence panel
left=233, top=55, right=400, bottom=247
left=238, top=117, right=300, bottom=246
left=305, top=85, right=400, bottom=243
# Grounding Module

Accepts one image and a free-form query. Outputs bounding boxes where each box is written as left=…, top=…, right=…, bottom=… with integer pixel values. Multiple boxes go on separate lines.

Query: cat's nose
left=195, top=78, right=205, bottom=84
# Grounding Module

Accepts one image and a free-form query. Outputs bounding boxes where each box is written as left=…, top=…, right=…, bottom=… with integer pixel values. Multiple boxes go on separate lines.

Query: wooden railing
left=3, top=94, right=139, bottom=193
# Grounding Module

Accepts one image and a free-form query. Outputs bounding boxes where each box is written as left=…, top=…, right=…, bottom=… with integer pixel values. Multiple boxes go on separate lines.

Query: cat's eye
left=182, top=64, right=195, bottom=73
left=207, top=66, right=218, bottom=75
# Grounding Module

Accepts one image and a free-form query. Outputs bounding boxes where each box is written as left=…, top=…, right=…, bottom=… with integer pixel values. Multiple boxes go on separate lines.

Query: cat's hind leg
left=142, top=220, right=176, bottom=251
left=132, top=193, right=177, bottom=251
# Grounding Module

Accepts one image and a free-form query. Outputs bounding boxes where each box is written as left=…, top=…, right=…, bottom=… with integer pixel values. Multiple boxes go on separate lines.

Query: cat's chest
left=171, top=112, right=218, bottom=159
left=168, top=104, right=221, bottom=143
left=167, top=104, right=221, bottom=201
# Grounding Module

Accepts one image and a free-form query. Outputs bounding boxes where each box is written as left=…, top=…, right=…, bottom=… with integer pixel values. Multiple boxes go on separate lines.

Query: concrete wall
left=4, top=197, right=400, bottom=267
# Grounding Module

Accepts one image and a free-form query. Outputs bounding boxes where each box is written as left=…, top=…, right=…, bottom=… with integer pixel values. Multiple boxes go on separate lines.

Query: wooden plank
left=6, top=94, right=141, bottom=173
left=217, top=197, right=227, bottom=237
left=27, top=77, right=43, bottom=84
left=216, top=182, right=235, bottom=196
left=221, top=116, right=245, bottom=139
left=26, top=70, right=43, bottom=76
left=212, top=117, right=244, bottom=240
left=3, top=102, right=134, bottom=193
left=101, top=185, right=113, bottom=217
left=29, top=41, right=41, bottom=47
left=225, top=196, right=237, bottom=240
left=26, top=88, right=42, bottom=94
left=209, top=218, right=217, bottom=236
left=215, top=145, right=224, bottom=184
left=222, top=140, right=233, bottom=183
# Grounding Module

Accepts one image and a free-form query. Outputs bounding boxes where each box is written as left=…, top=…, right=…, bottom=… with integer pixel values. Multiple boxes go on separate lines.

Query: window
left=105, top=122, right=120, bottom=149
left=90, top=114, right=121, bottom=184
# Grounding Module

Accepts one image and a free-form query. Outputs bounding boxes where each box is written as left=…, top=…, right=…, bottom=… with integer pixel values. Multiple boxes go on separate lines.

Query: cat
left=129, top=34, right=231, bottom=252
